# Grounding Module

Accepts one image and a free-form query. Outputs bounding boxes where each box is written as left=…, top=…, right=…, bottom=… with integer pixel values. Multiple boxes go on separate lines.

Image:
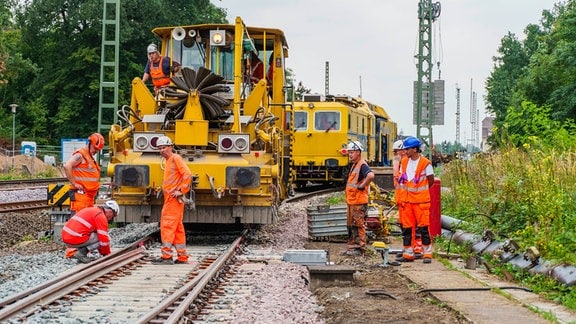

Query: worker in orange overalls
left=152, top=136, right=192, bottom=265
left=142, top=43, right=180, bottom=94
left=396, top=136, right=435, bottom=263
left=343, top=141, right=375, bottom=256
left=393, top=139, right=423, bottom=259
left=63, top=132, right=104, bottom=258
left=61, top=200, right=119, bottom=263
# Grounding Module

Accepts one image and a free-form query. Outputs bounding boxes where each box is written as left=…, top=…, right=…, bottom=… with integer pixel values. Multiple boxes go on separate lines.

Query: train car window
left=348, top=113, right=351, bottom=131
left=294, top=111, right=307, bottom=130
left=315, top=112, right=340, bottom=131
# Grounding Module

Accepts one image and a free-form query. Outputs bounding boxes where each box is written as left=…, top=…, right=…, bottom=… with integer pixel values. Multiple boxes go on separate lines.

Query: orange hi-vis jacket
left=345, top=159, right=369, bottom=205
left=162, top=154, right=192, bottom=195
left=72, top=147, right=100, bottom=193
left=150, top=56, right=171, bottom=88
left=398, top=156, right=432, bottom=204
left=393, top=155, right=404, bottom=203
left=61, top=206, right=111, bottom=255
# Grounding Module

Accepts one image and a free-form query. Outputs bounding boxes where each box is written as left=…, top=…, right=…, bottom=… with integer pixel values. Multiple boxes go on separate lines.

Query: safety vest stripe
left=62, top=226, right=82, bottom=237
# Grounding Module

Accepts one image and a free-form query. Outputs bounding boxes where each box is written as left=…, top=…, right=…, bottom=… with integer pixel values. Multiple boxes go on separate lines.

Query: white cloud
left=211, top=0, right=558, bottom=143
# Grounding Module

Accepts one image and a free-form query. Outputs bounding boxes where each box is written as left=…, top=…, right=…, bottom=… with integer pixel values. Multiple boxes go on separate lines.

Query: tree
left=484, top=32, right=529, bottom=124
left=3, top=0, right=227, bottom=145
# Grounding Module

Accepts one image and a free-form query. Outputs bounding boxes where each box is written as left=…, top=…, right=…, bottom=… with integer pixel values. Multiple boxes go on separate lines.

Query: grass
left=440, top=146, right=576, bottom=310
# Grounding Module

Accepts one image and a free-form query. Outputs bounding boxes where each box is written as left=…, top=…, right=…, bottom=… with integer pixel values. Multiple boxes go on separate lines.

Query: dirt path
left=305, top=237, right=576, bottom=323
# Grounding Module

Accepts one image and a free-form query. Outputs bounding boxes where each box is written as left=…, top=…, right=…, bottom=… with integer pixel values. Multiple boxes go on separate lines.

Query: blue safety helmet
left=402, top=136, right=421, bottom=150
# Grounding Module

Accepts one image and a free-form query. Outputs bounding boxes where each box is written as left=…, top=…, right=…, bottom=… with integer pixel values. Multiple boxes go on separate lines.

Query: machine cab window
left=294, top=112, right=308, bottom=130
left=315, top=111, right=340, bottom=131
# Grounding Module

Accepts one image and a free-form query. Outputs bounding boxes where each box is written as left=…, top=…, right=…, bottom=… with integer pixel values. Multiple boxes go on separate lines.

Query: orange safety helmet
left=88, top=133, right=105, bottom=150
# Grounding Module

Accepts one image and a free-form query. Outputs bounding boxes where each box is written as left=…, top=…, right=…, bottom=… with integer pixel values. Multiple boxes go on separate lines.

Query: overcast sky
left=210, top=0, right=559, bottom=144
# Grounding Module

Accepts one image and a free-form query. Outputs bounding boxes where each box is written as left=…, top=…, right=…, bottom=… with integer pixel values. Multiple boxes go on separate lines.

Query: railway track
left=0, top=232, right=249, bottom=323
left=0, top=200, right=48, bottom=212
left=0, top=177, right=68, bottom=191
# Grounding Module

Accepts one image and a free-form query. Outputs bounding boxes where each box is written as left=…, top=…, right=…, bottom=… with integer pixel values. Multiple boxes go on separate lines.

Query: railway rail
left=0, top=232, right=247, bottom=323
left=0, top=177, right=68, bottom=191
left=0, top=200, right=48, bottom=212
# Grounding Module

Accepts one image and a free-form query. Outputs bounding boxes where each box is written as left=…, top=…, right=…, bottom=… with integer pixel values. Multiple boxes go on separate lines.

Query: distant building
left=481, top=116, right=494, bottom=152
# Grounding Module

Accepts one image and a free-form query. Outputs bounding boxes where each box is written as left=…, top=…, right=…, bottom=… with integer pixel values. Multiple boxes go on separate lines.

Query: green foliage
left=485, top=2, right=576, bottom=149
left=0, top=0, right=227, bottom=145
left=442, top=146, right=576, bottom=265
left=326, top=192, right=345, bottom=205
left=492, top=101, right=576, bottom=150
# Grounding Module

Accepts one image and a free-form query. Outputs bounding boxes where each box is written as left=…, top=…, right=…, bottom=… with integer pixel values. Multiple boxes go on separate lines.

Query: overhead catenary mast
left=413, top=0, right=442, bottom=159
left=455, top=83, right=461, bottom=145
left=325, top=61, right=329, bottom=96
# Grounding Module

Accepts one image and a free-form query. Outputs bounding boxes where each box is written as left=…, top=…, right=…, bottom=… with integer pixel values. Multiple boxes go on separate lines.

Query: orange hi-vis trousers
left=160, top=196, right=188, bottom=262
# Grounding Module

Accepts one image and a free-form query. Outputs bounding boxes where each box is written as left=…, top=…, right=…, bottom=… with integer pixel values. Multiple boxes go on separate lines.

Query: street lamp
left=8, top=104, right=18, bottom=169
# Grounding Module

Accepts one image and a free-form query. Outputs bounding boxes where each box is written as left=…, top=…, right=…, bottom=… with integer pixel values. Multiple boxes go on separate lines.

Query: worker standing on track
left=396, top=136, right=435, bottom=263
left=63, top=132, right=104, bottom=259
left=153, top=136, right=192, bottom=265
left=343, top=141, right=375, bottom=256
left=61, top=200, right=119, bottom=263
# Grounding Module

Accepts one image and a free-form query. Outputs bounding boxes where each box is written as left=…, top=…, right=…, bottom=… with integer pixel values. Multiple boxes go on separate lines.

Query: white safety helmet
left=103, top=200, right=120, bottom=217
left=393, top=140, right=404, bottom=150
left=156, top=136, right=173, bottom=147
left=347, top=141, right=363, bottom=152
left=147, top=43, right=158, bottom=53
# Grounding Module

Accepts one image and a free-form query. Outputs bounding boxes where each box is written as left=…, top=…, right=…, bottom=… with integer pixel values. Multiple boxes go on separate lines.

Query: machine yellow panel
left=175, top=120, right=208, bottom=145
left=47, top=183, right=71, bottom=206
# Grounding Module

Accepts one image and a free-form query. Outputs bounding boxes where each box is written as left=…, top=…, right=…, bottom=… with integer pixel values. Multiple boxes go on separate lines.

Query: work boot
left=174, top=260, right=188, bottom=264
left=397, top=256, right=414, bottom=262
left=423, top=258, right=432, bottom=264
left=73, top=251, right=94, bottom=264
left=151, top=257, right=174, bottom=265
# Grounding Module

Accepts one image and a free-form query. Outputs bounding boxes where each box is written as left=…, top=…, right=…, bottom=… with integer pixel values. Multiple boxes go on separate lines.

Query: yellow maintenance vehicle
left=107, top=17, right=291, bottom=225
left=291, top=94, right=397, bottom=188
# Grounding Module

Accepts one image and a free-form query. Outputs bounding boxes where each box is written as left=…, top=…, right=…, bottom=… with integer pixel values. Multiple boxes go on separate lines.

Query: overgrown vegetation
left=440, top=143, right=576, bottom=309
left=441, top=145, right=576, bottom=265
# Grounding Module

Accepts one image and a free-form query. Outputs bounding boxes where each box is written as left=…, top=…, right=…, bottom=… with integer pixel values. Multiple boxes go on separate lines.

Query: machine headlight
left=234, top=137, right=248, bottom=151
left=135, top=136, right=149, bottom=150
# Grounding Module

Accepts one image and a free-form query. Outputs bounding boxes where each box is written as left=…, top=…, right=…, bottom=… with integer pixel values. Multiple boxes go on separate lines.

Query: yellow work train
left=107, top=17, right=291, bottom=225
left=291, top=94, right=397, bottom=188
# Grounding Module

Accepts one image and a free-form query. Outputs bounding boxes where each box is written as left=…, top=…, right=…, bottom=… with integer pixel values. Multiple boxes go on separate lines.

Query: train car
left=107, top=17, right=291, bottom=225
left=367, top=101, right=398, bottom=167
left=290, top=94, right=396, bottom=188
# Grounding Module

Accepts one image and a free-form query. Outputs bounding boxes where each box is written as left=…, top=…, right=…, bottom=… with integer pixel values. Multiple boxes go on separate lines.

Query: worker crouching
left=61, top=200, right=119, bottom=264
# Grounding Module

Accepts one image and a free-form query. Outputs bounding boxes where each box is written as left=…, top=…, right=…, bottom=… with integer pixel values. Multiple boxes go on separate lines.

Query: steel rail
left=0, top=234, right=155, bottom=321
left=0, top=200, right=48, bottom=212
left=137, top=233, right=245, bottom=323
left=0, top=248, right=145, bottom=321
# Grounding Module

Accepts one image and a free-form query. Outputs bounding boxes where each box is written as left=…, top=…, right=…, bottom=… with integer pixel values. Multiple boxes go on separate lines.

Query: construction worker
left=63, top=132, right=104, bottom=214
left=142, top=43, right=180, bottom=94
left=343, top=140, right=375, bottom=256
left=393, top=139, right=423, bottom=258
left=396, top=136, right=435, bottom=263
left=63, top=132, right=104, bottom=259
left=61, top=200, right=119, bottom=263
left=152, top=136, right=192, bottom=265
